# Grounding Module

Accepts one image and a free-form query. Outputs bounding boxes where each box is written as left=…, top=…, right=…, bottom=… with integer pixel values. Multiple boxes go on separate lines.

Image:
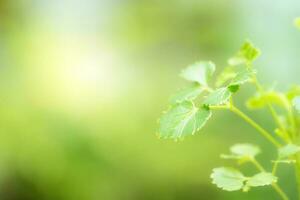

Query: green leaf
left=203, top=88, right=231, bottom=106
left=170, top=85, right=204, bottom=104
left=228, top=85, right=240, bottom=93
left=230, top=143, right=261, bottom=158
left=226, top=68, right=255, bottom=93
left=158, top=101, right=212, bottom=139
left=180, top=61, right=216, bottom=86
left=228, top=41, right=261, bottom=66
left=216, top=66, right=236, bottom=87
left=279, top=144, right=300, bottom=159
left=229, top=68, right=255, bottom=86
left=221, top=144, right=260, bottom=164
left=228, top=57, right=246, bottom=66
left=275, top=128, right=290, bottom=142
left=246, top=172, right=277, bottom=187
left=246, top=91, right=290, bottom=110
left=293, top=96, right=300, bottom=113
left=211, top=168, right=277, bottom=192
left=295, top=17, right=300, bottom=29
left=211, top=167, right=246, bottom=191
left=240, top=41, right=261, bottom=63
left=286, top=85, right=300, bottom=100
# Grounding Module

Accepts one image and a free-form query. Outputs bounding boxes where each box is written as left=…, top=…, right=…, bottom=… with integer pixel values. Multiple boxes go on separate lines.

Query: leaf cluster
left=211, top=143, right=300, bottom=193
left=158, top=41, right=260, bottom=140
left=157, top=20, right=300, bottom=199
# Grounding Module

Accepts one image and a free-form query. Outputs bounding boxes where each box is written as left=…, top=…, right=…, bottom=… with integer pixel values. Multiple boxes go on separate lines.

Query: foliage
left=157, top=21, right=300, bottom=200
left=211, top=167, right=277, bottom=192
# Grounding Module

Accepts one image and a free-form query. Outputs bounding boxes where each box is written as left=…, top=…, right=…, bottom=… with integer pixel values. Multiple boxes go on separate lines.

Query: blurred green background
left=0, top=0, right=299, bottom=199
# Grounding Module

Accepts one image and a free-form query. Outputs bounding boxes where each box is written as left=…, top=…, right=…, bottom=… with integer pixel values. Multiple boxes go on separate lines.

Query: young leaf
left=228, top=57, right=246, bottom=67
left=203, top=88, right=231, bottom=106
left=211, top=167, right=246, bottom=191
left=230, top=143, right=261, bottom=158
left=158, top=101, right=212, bottom=139
left=228, top=41, right=261, bottom=66
left=246, top=172, right=277, bottom=187
left=180, top=61, right=216, bottom=86
left=221, top=144, right=260, bottom=164
left=286, top=85, right=300, bottom=100
left=170, top=85, right=204, bottom=104
left=240, top=41, right=261, bottom=63
left=279, top=144, right=300, bottom=159
left=228, top=85, right=240, bottom=93
left=246, top=91, right=290, bottom=111
left=229, top=68, right=255, bottom=86
left=275, top=128, right=290, bottom=142
left=293, top=96, right=300, bottom=113
left=216, top=66, right=236, bottom=87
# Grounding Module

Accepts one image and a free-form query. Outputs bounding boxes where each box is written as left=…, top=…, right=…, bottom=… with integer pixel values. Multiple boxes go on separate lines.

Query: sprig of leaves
left=212, top=143, right=279, bottom=193
left=158, top=27, right=300, bottom=199
left=221, top=143, right=260, bottom=163
left=158, top=41, right=260, bottom=140
left=180, top=61, right=215, bottom=86
left=211, top=167, right=277, bottom=192
left=279, top=144, right=300, bottom=159
left=228, top=41, right=261, bottom=66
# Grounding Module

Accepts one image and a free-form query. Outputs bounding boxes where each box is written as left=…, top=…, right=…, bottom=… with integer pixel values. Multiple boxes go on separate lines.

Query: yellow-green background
left=0, top=0, right=299, bottom=199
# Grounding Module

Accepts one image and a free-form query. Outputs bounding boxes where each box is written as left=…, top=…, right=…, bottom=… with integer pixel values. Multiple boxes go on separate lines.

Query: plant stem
left=252, top=76, right=291, bottom=141
left=251, top=158, right=265, bottom=171
left=295, top=155, right=300, bottom=200
left=273, top=184, right=290, bottom=200
left=209, top=104, right=281, bottom=147
left=288, top=107, right=297, bottom=140
left=272, top=161, right=279, bottom=175
left=230, top=105, right=281, bottom=148
left=251, top=73, right=299, bottom=199
left=251, top=159, right=289, bottom=200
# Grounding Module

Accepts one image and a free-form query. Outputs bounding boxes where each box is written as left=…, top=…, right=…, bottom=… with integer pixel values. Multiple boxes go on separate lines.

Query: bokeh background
left=0, top=0, right=300, bottom=199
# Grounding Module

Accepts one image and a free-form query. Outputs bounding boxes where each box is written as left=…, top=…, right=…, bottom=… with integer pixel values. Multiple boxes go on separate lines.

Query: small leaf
left=246, top=172, right=277, bottom=187
left=221, top=144, right=261, bottom=163
left=228, top=57, right=246, bottom=66
left=295, top=17, right=300, bottom=29
left=211, top=167, right=246, bottom=191
left=180, top=61, right=216, bottom=86
left=226, top=68, right=255, bottom=93
left=275, top=128, right=290, bottom=142
left=228, top=41, right=261, bottom=66
left=293, top=96, right=300, bottom=113
left=158, top=101, right=212, bottom=139
left=286, top=85, right=300, bottom=100
left=230, top=143, right=261, bottom=158
left=203, top=88, right=231, bottom=106
left=246, top=91, right=290, bottom=110
left=228, top=85, right=240, bottom=93
left=170, top=85, right=204, bottom=104
left=216, top=66, right=237, bottom=87
left=229, top=68, right=255, bottom=86
left=239, top=41, right=261, bottom=63
left=279, top=144, right=300, bottom=159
